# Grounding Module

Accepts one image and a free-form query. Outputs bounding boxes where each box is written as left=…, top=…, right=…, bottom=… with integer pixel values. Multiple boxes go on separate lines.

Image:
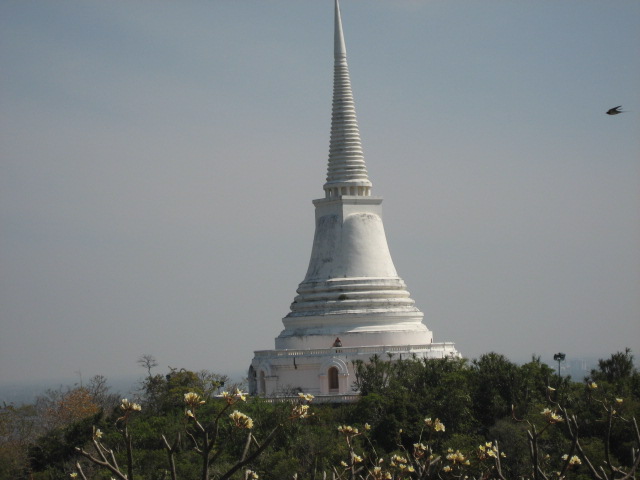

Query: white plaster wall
left=342, top=213, right=397, bottom=277
left=251, top=354, right=356, bottom=396
left=250, top=342, right=459, bottom=397
left=303, top=197, right=398, bottom=282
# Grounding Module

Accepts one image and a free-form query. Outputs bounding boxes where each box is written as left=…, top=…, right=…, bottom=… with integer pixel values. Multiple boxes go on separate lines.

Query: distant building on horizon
left=565, top=357, right=598, bottom=380
left=248, top=0, right=459, bottom=399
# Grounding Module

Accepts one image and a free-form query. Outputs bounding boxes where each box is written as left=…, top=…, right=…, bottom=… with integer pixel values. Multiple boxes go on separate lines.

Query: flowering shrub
left=72, top=390, right=314, bottom=480
left=7, top=352, right=638, bottom=479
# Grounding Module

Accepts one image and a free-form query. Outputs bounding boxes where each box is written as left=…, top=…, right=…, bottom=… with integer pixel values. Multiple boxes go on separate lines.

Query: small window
left=328, top=366, right=339, bottom=392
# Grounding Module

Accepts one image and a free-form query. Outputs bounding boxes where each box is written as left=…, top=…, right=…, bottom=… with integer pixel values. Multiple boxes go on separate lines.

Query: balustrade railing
left=258, top=394, right=360, bottom=404
left=253, top=342, right=457, bottom=358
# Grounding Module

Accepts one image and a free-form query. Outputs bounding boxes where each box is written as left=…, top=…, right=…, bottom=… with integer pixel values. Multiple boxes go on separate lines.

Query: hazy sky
left=1, top=1, right=639, bottom=386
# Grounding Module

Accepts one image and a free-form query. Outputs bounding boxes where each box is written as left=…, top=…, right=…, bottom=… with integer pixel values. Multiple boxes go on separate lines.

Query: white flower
left=446, top=450, right=466, bottom=464
left=542, top=408, right=563, bottom=423
left=338, top=425, right=359, bottom=436
left=221, top=389, right=247, bottom=404
left=120, top=398, right=142, bottom=412
left=234, top=388, right=247, bottom=402
left=390, top=454, right=408, bottom=466
left=184, top=392, right=205, bottom=407
left=297, top=392, right=314, bottom=402
left=425, top=417, right=445, bottom=432
left=229, top=410, right=254, bottom=429
left=291, top=404, right=311, bottom=419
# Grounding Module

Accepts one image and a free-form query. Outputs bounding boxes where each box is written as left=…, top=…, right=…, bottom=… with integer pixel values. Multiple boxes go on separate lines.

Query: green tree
left=352, top=356, right=474, bottom=452
left=138, top=367, right=230, bottom=415
left=588, top=348, right=640, bottom=398
left=0, top=403, right=39, bottom=479
left=470, top=353, right=519, bottom=428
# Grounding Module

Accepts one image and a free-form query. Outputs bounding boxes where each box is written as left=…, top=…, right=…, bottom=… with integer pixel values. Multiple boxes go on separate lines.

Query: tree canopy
left=1, top=350, right=638, bottom=480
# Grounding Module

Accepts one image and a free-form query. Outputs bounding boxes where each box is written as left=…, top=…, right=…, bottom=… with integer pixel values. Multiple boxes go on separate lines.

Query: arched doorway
left=328, top=366, right=339, bottom=393
left=259, top=371, right=266, bottom=395
left=248, top=366, right=257, bottom=395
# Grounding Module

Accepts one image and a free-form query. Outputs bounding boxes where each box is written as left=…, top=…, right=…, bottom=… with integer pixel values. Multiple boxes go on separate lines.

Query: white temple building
left=248, top=0, right=459, bottom=399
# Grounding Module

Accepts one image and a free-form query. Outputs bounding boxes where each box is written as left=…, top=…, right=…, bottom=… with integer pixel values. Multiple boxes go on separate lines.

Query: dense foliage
left=1, top=350, right=638, bottom=480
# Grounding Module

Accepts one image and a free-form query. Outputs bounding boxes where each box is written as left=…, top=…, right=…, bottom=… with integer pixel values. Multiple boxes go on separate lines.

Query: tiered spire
left=324, top=0, right=372, bottom=198
left=251, top=1, right=457, bottom=398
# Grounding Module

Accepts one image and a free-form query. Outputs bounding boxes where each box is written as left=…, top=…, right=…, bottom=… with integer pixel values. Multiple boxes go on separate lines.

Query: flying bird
left=606, top=106, right=624, bottom=115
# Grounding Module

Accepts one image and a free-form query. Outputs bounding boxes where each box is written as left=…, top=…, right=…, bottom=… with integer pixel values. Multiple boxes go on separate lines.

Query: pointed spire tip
left=334, top=0, right=346, bottom=58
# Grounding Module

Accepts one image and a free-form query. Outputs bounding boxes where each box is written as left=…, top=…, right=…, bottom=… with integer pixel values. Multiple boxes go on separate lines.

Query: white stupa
left=249, top=0, right=459, bottom=399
